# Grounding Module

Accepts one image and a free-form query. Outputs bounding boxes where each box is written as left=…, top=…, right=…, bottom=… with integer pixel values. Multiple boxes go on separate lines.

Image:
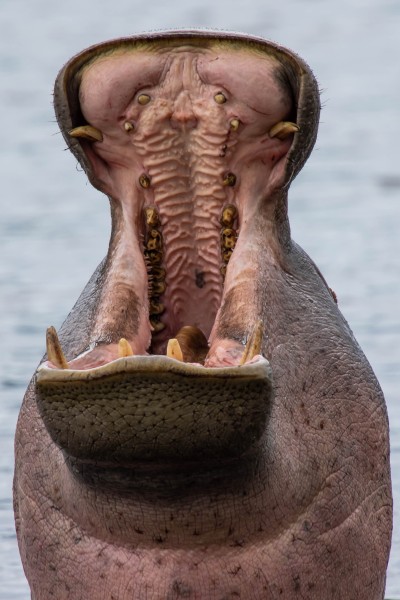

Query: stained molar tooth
left=166, top=338, right=184, bottom=362
left=147, top=230, right=162, bottom=251
left=149, top=300, right=165, bottom=315
left=222, top=227, right=237, bottom=249
left=221, top=205, right=238, bottom=227
left=223, top=172, right=237, bottom=187
left=269, top=121, right=300, bottom=140
left=152, top=281, right=166, bottom=295
left=118, top=338, right=134, bottom=358
left=46, top=326, right=69, bottom=369
left=230, top=118, right=240, bottom=131
left=150, top=318, right=165, bottom=333
left=222, top=249, right=233, bottom=262
left=240, top=320, right=263, bottom=365
left=144, top=207, right=160, bottom=227
left=124, top=121, right=134, bottom=132
left=146, top=250, right=162, bottom=264
left=139, top=174, right=151, bottom=189
left=68, top=125, right=103, bottom=143
left=151, top=266, right=166, bottom=280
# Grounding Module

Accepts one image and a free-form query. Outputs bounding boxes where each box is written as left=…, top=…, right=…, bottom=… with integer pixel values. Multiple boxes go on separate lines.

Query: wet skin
left=13, top=32, right=392, bottom=599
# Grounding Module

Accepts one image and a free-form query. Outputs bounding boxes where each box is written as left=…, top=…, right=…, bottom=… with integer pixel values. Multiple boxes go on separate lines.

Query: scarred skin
left=14, top=32, right=392, bottom=599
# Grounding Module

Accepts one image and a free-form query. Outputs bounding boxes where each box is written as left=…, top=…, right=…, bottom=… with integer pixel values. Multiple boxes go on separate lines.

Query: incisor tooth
left=240, top=320, right=263, bottom=365
left=166, top=338, right=184, bottom=362
left=46, top=326, right=68, bottom=369
left=269, top=121, right=300, bottom=140
left=68, top=125, right=103, bottom=142
left=118, top=338, right=133, bottom=358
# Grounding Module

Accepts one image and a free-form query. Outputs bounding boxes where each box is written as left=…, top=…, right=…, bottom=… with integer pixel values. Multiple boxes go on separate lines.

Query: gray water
left=1, top=0, right=399, bottom=596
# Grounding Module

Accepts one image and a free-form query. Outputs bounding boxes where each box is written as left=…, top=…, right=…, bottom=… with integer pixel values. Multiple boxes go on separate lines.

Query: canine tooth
left=139, top=174, right=151, bottom=189
left=46, top=326, right=68, bottom=369
left=166, top=338, right=184, bottom=362
left=124, top=121, right=134, bottom=132
left=230, top=118, right=240, bottom=131
left=223, top=172, right=237, bottom=187
left=68, top=125, right=103, bottom=142
left=214, top=92, right=227, bottom=104
left=240, top=320, right=263, bottom=365
left=138, top=94, right=151, bottom=105
left=269, top=121, right=300, bottom=140
left=118, top=338, right=134, bottom=358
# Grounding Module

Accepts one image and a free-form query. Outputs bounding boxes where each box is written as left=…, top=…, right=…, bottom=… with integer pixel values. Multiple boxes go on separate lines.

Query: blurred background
left=1, top=0, right=399, bottom=596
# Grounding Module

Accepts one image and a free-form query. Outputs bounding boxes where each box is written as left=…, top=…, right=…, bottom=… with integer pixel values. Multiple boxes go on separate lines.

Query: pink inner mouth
left=46, top=41, right=296, bottom=372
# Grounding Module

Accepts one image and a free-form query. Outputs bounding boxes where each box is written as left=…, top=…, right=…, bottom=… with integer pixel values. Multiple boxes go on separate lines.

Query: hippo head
left=15, top=31, right=391, bottom=600
left=36, top=31, right=319, bottom=464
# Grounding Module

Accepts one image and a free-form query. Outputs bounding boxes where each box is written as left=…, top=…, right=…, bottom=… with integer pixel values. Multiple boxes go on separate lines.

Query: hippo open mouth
left=35, top=33, right=316, bottom=464
left=37, top=34, right=316, bottom=461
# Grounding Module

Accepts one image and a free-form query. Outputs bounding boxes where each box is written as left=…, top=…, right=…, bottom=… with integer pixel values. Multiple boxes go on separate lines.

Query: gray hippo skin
left=13, top=31, right=392, bottom=599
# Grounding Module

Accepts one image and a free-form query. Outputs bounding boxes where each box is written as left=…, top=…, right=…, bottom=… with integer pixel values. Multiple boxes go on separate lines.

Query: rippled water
left=1, top=0, right=399, bottom=596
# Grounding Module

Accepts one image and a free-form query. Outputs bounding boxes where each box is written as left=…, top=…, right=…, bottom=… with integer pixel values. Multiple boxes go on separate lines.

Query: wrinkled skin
left=14, top=32, right=392, bottom=599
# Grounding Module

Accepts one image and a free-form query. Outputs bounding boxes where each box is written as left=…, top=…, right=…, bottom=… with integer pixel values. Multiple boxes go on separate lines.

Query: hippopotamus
left=13, top=31, right=392, bottom=599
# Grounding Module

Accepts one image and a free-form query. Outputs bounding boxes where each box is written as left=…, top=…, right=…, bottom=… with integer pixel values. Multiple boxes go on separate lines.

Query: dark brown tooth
left=222, top=249, right=233, bottom=262
left=139, top=174, right=151, bottom=188
left=149, top=300, right=165, bottom=315
left=220, top=205, right=238, bottom=227
left=152, top=281, right=166, bottom=295
left=240, top=320, right=263, bottom=365
left=151, top=266, right=166, bottom=280
left=146, top=250, right=162, bottom=265
left=174, top=326, right=209, bottom=364
left=222, top=228, right=237, bottom=249
left=150, top=318, right=165, bottom=333
left=223, top=172, right=237, bottom=187
left=147, top=230, right=162, bottom=251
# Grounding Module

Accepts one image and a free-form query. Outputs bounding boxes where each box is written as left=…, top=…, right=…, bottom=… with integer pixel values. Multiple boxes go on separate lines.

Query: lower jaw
left=35, top=353, right=273, bottom=464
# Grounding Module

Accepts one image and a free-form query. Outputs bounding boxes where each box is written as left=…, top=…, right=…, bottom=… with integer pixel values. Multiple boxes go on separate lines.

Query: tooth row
left=220, top=205, right=238, bottom=278
left=144, top=207, right=166, bottom=333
